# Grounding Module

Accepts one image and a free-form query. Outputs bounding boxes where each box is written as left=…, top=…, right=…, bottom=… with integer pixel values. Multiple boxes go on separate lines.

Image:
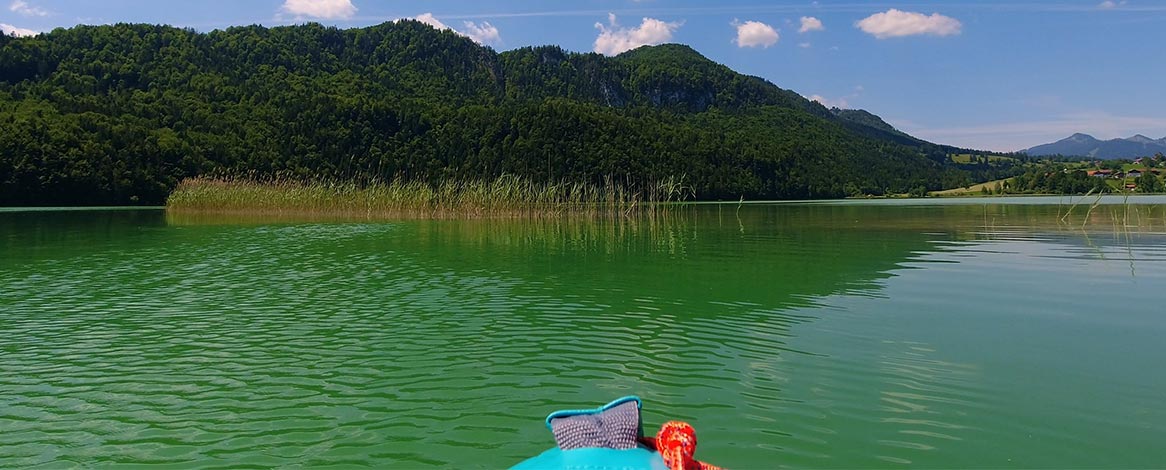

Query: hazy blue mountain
left=1024, top=133, right=1166, bottom=159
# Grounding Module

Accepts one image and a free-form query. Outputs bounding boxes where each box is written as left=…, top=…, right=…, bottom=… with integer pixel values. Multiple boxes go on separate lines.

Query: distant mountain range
left=1023, top=133, right=1166, bottom=159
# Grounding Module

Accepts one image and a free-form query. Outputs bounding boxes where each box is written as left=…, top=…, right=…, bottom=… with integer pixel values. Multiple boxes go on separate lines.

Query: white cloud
left=856, top=9, right=962, bottom=39
left=799, top=16, right=824, bottom=33
left=806, top=85, right=864, bottom=109
left=402, top=13, right=503, bottom=46
left=1098, top=0, right=1127, bottom=9
left=1, top=23, right=36, bottom=36
left=733, top=19, right=779, bottom=48
left=798, top=42, right=811, bottom=48
left=9, top=0, right=47, bottom=17
left=461, top=21, right=501, bottom=45
left=413, top=12, right=450, bottom=30
left=594, top=13, right=682, bottom=56
left=808, top=94, right=848, bottom=109
left=280, top=0, right=357, bottom=20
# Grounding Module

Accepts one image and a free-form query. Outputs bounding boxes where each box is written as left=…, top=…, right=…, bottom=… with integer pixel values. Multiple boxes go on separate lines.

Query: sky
left=3, top=0, right=1165, bottom=152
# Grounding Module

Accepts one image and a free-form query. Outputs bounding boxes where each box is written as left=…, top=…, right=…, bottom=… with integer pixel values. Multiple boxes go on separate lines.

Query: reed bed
left=166, top=175, right=693, bottom=219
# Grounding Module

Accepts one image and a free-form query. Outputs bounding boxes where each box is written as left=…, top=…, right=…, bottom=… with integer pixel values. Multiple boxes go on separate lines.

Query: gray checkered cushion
left=549, top=400, right=641, bottom=450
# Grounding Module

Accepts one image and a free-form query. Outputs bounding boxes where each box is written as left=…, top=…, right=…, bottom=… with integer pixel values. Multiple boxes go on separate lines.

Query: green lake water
left=2, top=197, right=1165, bottom=468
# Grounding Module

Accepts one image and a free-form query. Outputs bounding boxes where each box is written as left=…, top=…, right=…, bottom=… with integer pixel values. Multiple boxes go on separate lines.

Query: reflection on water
left=1, top=200, right=1164, bottom=468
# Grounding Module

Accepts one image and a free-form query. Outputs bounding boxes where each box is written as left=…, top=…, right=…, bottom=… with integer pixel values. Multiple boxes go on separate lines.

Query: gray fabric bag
left=549, top=400, right=642, bottom=450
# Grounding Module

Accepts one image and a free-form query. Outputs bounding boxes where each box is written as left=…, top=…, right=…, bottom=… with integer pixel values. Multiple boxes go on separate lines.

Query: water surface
left=2, top=199, right=1164, bottom=468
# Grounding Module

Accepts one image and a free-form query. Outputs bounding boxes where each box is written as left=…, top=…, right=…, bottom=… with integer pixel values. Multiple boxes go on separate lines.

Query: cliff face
left=499, top=44, right=828, bottom=116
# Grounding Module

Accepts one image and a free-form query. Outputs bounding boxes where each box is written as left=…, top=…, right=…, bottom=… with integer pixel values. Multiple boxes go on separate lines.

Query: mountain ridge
left=0, top=21, right=1017, bottom=205
left=1024, top=133, right=1166, bottom=159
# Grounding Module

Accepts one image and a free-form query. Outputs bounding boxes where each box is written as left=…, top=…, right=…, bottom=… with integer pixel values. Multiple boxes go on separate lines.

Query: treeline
left=1008, top=169, right=1164, bottom=194
left=0, top=22, right=1020, bottom=205
left=1009, top=169, right=1112, bottom=194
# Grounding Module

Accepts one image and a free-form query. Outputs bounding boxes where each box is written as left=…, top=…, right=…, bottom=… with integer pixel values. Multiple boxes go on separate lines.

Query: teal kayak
left=512, top=446, right=667, bottom=470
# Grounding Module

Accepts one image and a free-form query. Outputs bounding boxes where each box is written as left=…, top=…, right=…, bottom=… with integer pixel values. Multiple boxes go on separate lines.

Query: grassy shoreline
left=166, top=176, right=693, bottom=219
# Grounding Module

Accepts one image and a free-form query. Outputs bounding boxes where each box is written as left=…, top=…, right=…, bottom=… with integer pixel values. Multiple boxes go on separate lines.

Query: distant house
left=1087, top=169, right=1113, bottom=178
left=1134, top=158, right=1144, bottom=164
left=1126, top=183, right=1138, bottom=190
left=1128, top=169, right=1143, bottom=178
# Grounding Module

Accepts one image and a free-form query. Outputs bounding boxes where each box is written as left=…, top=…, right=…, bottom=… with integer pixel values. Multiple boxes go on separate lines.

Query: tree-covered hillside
left=0, top=21, right=1019, bottom=205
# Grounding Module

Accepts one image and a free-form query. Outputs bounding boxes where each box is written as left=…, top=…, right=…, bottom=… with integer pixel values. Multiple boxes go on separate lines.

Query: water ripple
left=4, top=207, right=1166, bottom=468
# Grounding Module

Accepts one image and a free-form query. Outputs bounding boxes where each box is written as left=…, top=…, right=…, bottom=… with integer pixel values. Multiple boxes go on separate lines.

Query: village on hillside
left=1080, top=154, right=1166, bottom=191
left=934, top=152, right=1166, bottom=196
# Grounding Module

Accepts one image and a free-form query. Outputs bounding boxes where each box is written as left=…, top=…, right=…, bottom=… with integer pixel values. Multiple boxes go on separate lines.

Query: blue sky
left=3, top=0, right=1165, bottom=152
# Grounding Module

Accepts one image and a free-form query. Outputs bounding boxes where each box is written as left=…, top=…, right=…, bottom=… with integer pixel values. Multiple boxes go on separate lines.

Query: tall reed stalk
left=166, top=175, right=693, bottom=219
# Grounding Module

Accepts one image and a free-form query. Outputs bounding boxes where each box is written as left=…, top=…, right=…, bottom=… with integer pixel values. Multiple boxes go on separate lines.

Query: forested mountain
left=0, top=21, right=1018, bottom=205
left=1024, top=133, right=1166, bottom=159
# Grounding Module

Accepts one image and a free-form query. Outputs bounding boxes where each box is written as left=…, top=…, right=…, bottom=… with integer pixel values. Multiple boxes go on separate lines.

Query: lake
left=2, top=197, right=1165, bottom=468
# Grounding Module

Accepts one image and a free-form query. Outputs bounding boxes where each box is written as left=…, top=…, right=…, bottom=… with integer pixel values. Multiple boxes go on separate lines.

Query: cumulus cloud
left=461, top=21, right=501, bottom=45
left=402, top=13, right=503, bottom=46
left=732, top=19, right=779, bottom=48
left=1098, top=0, right=1127, bottom=9
left=1, top=23, right=36, bottom=36
left=594, top=13, right=682, bottom=56
left=807, top=85, right=864, bottom=109
left=856, top=9, right=962, bottom=39
left=808, top=94, right=847, bottom=109
left=280, top=0, right=357, bottom=20
left=9, top=0, right=47, bottom=17
left=413, top=12, right=449, bottom=30
left=799, top=16, right=824, bottom=33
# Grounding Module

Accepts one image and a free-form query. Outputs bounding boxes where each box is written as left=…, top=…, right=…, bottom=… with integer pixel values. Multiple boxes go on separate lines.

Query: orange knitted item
left=653, top=421, right=722, bottom=470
